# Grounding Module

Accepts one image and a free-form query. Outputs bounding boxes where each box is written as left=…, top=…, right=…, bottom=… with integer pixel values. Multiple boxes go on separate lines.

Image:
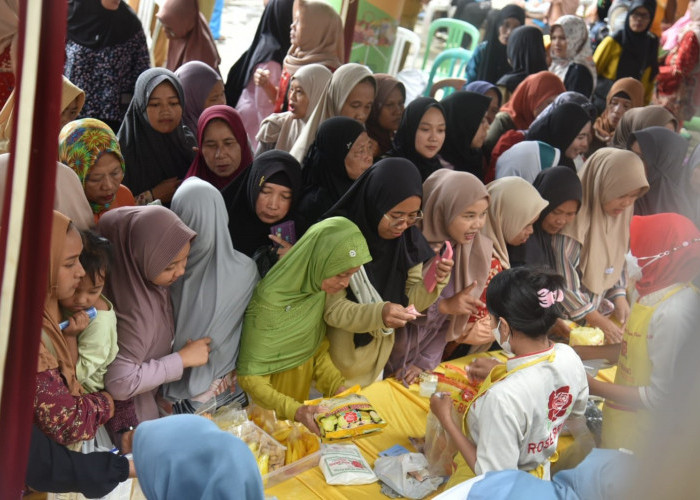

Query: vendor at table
left=236, top=217, right=371, bottom=434
left=430, top=267, right=589, bottom=485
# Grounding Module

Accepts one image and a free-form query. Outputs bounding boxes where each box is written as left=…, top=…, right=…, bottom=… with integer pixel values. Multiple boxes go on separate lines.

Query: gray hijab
left=163, top=177, right=259, bottom=401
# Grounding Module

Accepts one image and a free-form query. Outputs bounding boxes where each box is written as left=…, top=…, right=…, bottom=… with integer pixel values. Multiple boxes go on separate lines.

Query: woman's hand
left=254, top=68, right=270, bottom=87
left=382, top=303, right=418, bottom=328
left=612, top=296, right=630, bottom=327
left=62, top=311, right=90, bottom=337
left=586, top=310, right=624, bottom=344
left=429, top=392, right=454, bottom=424
left=178, top=337, right=212, bottom=368
left=438, top=281, right=485, bottom=316
left=294, top=405, right=322, bottom=435
left=435, top=257, right=454, bottom=283
left=397, top=364, right=423, bottom=386
left=268, top=234, right=293, bottom=258
left=467, top=357, right=501, bottom=381
left=151, top=177, right=181, bottom=204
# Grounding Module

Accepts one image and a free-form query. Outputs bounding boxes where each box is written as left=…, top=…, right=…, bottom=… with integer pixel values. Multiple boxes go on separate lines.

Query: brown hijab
left=560, top=148, right=649, bottom=294
left=365, top=74, right=405, bottom=156
left=611, top=105, right=678, bottom=148
left=593, top=77, right=644, bottom=142
left=39, top=211, right=83, bottom=396
left=421, top=170, right=492, bottom=341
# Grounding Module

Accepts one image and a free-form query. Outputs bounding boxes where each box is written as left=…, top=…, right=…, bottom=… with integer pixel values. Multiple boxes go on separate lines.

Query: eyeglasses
left=383, top=210, right=423, bottom=228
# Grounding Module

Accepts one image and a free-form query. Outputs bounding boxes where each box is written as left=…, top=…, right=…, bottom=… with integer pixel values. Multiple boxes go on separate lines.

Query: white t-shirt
left=467, top=343, right=588, bottom=478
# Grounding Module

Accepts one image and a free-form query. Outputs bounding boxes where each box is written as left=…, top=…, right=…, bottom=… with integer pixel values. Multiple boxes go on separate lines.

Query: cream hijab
left=560, top=148, right=649, bottom=294
left=289, top=63, right=374, bottom=162
left=483, top=176, right=548, bottom=269
left=421, top=169, right=493, bottom=341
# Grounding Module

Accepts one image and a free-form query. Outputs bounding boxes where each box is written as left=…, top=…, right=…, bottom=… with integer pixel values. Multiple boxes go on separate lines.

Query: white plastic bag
left=319, top=443, right=377, bottom=485
left=424, top=410, right=460, bottom=476
left=374, top=453, right=443, bottom=499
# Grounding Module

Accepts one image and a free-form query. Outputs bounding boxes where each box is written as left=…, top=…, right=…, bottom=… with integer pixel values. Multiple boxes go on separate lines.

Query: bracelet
left=117, top=425, right=135, bottom=434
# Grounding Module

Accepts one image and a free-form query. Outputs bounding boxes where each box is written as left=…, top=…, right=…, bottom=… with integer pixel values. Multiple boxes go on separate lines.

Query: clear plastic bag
left=374, top=453, right=443, bottom=499
left=424, top=409, right=460, bottom=477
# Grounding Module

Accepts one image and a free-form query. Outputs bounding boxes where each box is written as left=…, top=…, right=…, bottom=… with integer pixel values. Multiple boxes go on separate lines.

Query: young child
left=60, top=230, right=118, bottom=394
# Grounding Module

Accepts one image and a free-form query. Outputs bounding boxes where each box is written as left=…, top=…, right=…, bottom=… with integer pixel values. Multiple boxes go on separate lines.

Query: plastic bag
left=283, top=423, right=321, bottom=465
left=569, top=326, right=605, bottom=346
left=320, top=443, right=377, bottom=485
left=374, top=453, right=443, bottom=499
left=424, top=409, right=460, bottom=477
left=227, top=420, right=286, bottom=475
left=306, top=386, right=387, bottom=440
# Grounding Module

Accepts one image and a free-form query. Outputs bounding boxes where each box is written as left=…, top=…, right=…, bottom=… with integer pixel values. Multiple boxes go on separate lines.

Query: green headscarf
left=237, top=217, right=371, bottom=376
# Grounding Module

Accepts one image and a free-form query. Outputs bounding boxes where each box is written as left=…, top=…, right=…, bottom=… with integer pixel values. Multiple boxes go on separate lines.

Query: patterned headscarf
left=59, top=118, right=125, bottom=214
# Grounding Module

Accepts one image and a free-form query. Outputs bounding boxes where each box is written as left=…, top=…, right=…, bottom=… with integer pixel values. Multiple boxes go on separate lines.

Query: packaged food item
left=248, top=404, right=278, bottom=434
left=569, top=326, right=605, bottom=346
left=431, top=366, right=479, bottom=414
left=306, top=386, right=387, bottom=440
left=320, top=443, right=377, bottom=485
left=283, top=424, right=321, bottom=464
left=374, top=453, right=443, bottom=499
left=227, top=421, right=286, bottom=475
left=419, top=373, right=438, bottom=397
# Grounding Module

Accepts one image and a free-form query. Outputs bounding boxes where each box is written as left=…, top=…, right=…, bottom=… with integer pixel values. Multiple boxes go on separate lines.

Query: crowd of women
left=2, top=0, right=700, bottom=497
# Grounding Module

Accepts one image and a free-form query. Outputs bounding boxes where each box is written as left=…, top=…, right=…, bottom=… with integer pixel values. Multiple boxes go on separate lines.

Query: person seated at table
left=591, top=77, right=644, bottom=152
left=323, top=159, right=450, bottom=387
left=577, top=213, right=700, bottom=452
left=237, top=217, right=371, bottom=433
left=430, top=267, right=590, bottom=486
left=386, top=170, right=491, bottom=385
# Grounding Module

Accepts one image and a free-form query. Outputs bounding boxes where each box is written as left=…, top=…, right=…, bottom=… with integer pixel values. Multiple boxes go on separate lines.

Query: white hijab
left=549, top=15, right=597, bottom=89
left=495, top=141, right=561, bottom=183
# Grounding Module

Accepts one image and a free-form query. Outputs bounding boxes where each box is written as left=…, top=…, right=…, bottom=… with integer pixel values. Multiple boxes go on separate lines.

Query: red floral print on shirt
left=547, top=385, right=573, bottom=422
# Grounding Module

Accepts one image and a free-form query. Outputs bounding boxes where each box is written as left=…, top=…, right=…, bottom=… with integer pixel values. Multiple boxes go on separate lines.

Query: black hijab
left=67, top=0, right=144, bottom=50
left=514, top=166, right=583, bottom=267
left=525, top=102, right=591, bottom=169
left=613, top=0, right=659, bottom=81
left=118, top=68, right=197, bottom=197
left=439, top=91, right=491, bottom=178
left=324, top=158, right=434, bottom=305
left=298, top=117, right=366, bottom=230
left=224, top=0, right=294, bottom=107
left=386, top=97, right=445, bottom=181
left=477, top=5, right=526, bottom=84
left=496, top=26, right=548, bottom=92
left=222, top=150, right=302, bottom=257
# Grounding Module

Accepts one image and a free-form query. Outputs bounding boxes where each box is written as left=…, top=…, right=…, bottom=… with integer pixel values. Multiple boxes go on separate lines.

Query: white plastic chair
left=387, top=27, right=421, bottom=75
left=420, top=0, right=456, bottom=46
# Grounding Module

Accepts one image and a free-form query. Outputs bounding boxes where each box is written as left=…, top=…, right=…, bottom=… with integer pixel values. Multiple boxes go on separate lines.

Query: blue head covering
left=133, top=415, right=265, bottom=500
left=463, top=80, right=502, bottom=107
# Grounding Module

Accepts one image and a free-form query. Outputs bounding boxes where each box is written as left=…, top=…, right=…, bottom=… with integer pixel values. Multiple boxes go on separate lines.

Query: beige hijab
left=283, top=0, right=344, bottom=75
left=611, top=105, right=677, bottom=148
left=0, top=75, right=85, bottom=154
left=256, top=64, right=332, bottom=153
left=421, top=170, right=493, bottom=341
left=483, top=176, right=548, bottom=269
left=289, top=63, right=374, bottom=162
left=560, top=148, right=649, bottom=294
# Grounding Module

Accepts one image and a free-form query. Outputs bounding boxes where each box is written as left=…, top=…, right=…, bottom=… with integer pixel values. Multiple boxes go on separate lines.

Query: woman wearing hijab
left=100, top=206, right=210, bottom=423
left=549, top=15, right=597, bottom=97
left=484, top=71, right=566, bottom=160
left=185, top=105, right=253, bottom=190
left=175, top=61, right=226, bottom=134
left=611, top=105, right=678, bottom=147
left=463, top=81, right=502, bottom=124
left=34, top=211, right=114, bottom=446
left=386, top=97, right=446, bottom=181
left=495, top=141, right=561, bottom=183
left=297, top=117, right=373, bottom=233
left=118, top=68, right=197, bottom=205
left=290, top=63, right=375, bottom=162
left=627, top=126, right=693, bottom=218
left=496, top=26, right=548, bottom=98
left=439, top=91, right=491, bottom=178
left=533, top=90, right=598, bottom=126
left=58, top=118, right=135, bottom=224
left=465, top=5, right=526, bottom=85
left=686, top=144, right=700, bottom=227
left=163, top=178, right=259, bottom=413
left=273, top=0, right=344, bottom=113
left=387, top=170, right=493, bottom=383
left=157, top=0, right=221, bottom=72
left=553, top=148, right=649, bottom=344
left=323, top=158, right=449, bottom=387
left=365, top=74, right=406, bottom=158
left=134, top=415, right=264, bottom=500
left=591, top=77, right=644, bottom=152
left=221, top=150, right=302, bottom=275
left=256, top=64, right=332, bottom=154
left=594, top=0, right=659, bottom=104
left=237, top=217, right=371, bottom=432
left=63, top=0, right=149, bottom=132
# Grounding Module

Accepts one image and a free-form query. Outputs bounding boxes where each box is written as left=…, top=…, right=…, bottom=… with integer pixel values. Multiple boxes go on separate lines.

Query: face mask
left=625, top=250, right=642, bottom=283
left=492, top=318, right=513, bottom=355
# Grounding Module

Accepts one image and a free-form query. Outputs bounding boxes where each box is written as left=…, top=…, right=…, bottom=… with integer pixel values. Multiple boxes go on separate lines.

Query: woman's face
left=201, top=119, right=242, bottom=178
left=414, top=107, right=445, bottom=159
left=146, top=81, right=182, bottom=134
left=345, top=132, right=373, bottom=180
left=204, top=81, right=226, bottom=109
left=507, top=215, right=538, bottom=246
left=607, top=96, right=632, bottom=128
left=288, top=80, right=309, bottom=119
left=377, top=196, right=422, bottom=240
left=498, top=17, right=522, bottom=45
left=484, top=89, right=500, bottom=125
left=602, top=187, right=646, bottom=216
left=629, top=7, right=651, bottom=32
left=541, top=200, right=579, bottom=235
left=321, top=266, right=361, bottom=294
left=255, top=182, right=292, bottom=224
left=84, top=152, right=124, bottom=206
left=101, top=0, right=120, bottom=10
left=151, top=241, right=190, bottom=287
left=564, top=121, right=591, bottom=159
left=377, top=87, right=405, bottom=132
left=471, top=117, right=490, bottom=149
left=56, top=227, right=86, bottom=301
left=60, top=96, right=81, bottom=129
left=340, top=81, right=375, bottom=124
left=550, top=26, right=567, bottom=59
left=290, top=9, right=302, bottom=45
left=447, top=198, right=489, bottom=245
